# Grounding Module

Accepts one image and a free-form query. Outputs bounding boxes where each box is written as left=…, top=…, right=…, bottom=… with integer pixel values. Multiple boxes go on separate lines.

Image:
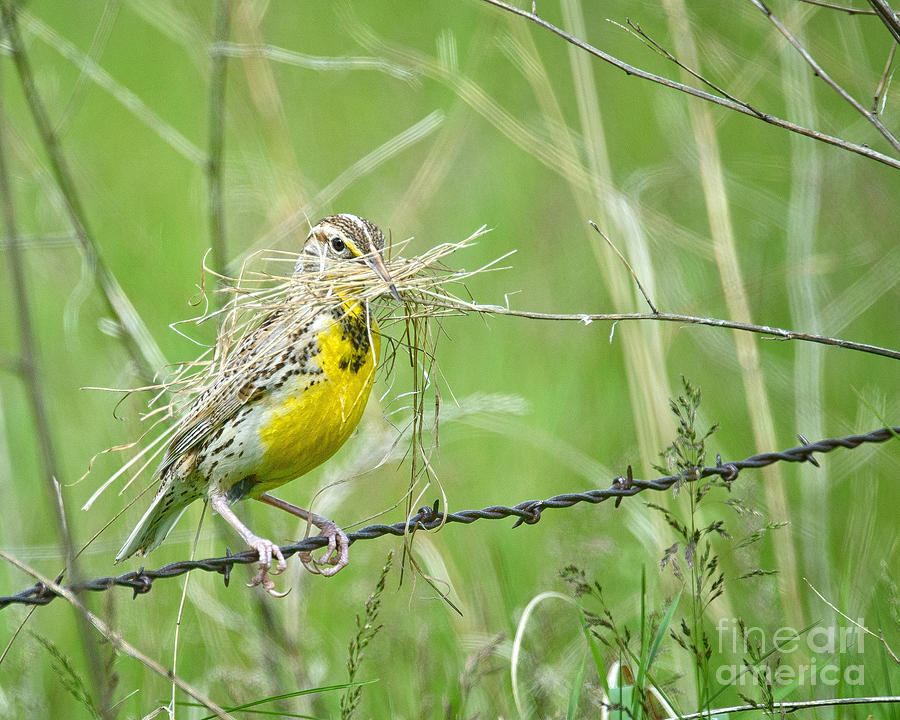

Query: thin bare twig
left=749, top=0, right=900, bottom=154
left=478, top=0, right=900, bottom=169
left=866, top=0, right=900, bottom=43
left=419, top=299, right=900, bottom=360
left=0, top=551, right=236, bottom=720
left=589, top=221, right=657, bottom=314
left=611, top=18, right=753, bottom=111
left=804, top=577, right=900, bottom=664
left=796, top=0, right=877, bottom=14
left=0, top=605, right=35, bottom=666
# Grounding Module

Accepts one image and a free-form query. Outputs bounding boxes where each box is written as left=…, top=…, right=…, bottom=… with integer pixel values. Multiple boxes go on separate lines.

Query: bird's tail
left=115, top=481, right=198, bottom=562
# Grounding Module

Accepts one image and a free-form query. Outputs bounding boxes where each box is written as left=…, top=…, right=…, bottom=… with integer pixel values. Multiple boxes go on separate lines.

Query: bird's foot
left=299, top=520, right=349, bottom=577
left=245, top=535, right=289, bottom=598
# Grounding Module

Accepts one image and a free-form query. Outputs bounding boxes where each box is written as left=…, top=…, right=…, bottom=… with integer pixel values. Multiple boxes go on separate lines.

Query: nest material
left=169, top=226, right=496, bottom=403
left=83, top=226, right=504, bottom=510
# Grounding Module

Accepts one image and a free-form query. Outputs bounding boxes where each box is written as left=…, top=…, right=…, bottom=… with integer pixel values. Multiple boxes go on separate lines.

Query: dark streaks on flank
left=226, top=474, right=260, bottom=503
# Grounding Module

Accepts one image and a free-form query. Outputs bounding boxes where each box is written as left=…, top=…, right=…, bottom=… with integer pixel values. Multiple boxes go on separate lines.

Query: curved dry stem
left=478, top=0, right=900, bottom=169
left=418, top=298, right=900, bottom=361
left=0, top=550, right=236, bottom=720
left=748, top=0, right=900, bottom=154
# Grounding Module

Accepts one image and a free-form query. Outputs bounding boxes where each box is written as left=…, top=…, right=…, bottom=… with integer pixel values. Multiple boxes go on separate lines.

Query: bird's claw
left=299, top=521, right=349, bottom=577
left=245, top=535, right=289, bottom=597
left=247, top=568, right=291, bottom=598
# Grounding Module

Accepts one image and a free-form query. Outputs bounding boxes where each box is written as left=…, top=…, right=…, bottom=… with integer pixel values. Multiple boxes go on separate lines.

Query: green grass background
left=1, top=1, right=898, bottom=717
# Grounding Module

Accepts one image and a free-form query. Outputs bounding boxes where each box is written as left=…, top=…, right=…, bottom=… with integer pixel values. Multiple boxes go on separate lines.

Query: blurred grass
left=1, top=0, right=898, bottom=718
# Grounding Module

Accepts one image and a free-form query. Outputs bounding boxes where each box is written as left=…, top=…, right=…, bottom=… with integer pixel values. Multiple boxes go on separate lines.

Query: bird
left=116, top=213, right=399, bottom=595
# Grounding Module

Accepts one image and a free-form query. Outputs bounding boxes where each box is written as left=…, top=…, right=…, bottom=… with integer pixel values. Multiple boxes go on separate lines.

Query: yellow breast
left=253, top=302, right=379, bottom=493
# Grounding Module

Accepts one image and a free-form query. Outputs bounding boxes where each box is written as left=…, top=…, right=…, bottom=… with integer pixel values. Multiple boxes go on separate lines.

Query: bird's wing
left=157, top=311, right=292, bottom=477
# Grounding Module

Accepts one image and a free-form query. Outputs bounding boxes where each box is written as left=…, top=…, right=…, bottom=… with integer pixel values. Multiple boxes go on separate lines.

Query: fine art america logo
left=715, top=618, right=865, bottom=686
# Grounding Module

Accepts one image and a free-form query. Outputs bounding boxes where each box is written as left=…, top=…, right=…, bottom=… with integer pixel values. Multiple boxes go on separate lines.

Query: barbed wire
left=1, top=425, right=896, bottom=610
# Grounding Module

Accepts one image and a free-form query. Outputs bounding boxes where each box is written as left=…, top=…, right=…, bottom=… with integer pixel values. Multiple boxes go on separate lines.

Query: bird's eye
left=329, top=237, right=346, bottom=253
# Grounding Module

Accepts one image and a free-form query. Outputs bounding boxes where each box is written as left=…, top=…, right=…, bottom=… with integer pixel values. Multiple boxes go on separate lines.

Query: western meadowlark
left=116, top=213, right=398, bottom=594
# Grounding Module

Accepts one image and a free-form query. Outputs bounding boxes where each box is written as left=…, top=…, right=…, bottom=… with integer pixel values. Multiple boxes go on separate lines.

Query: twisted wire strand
left=1, top=425, right=896, bottom=610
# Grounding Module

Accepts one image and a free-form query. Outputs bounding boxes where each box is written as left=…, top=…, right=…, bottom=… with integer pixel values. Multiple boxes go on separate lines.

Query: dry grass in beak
left=86, top=225, right=508, bottom=510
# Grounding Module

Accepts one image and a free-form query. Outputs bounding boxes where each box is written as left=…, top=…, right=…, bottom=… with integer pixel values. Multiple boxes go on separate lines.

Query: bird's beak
left=364, top=249, right=401, bottom=302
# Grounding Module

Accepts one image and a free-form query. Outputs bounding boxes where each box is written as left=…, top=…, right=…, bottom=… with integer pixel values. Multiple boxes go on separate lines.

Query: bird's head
left=303, top=214, right=400, bottom=301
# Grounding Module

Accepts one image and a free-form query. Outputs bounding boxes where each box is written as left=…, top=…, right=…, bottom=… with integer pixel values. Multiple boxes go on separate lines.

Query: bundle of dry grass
left=83, top=225, right=504, bottom=513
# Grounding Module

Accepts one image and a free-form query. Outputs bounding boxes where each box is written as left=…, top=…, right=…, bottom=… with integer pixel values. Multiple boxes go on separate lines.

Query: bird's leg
left=257, top=492, right=350, bottom=577
left=209, top=494, right=288, bottom=597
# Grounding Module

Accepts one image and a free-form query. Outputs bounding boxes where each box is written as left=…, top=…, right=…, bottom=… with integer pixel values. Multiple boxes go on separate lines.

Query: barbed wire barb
left=1, top=425, right=896, bottom=610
